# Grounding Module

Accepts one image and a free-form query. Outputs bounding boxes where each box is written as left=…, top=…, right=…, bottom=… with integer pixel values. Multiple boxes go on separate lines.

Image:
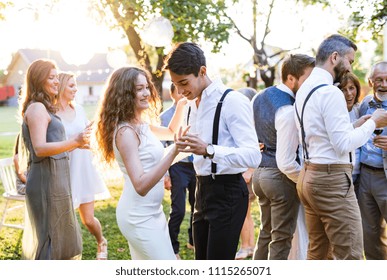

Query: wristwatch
left=204, top=144, right=215, bottom=159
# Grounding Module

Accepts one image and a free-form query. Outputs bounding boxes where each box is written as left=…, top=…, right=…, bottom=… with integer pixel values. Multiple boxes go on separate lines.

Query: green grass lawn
left=0, top=106, right=20, bottom=158
left=0, top=104, right=260, bottom=260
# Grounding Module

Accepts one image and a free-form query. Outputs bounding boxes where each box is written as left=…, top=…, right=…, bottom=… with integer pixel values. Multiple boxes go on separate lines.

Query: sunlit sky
left=0, top=0, right=125, bottom=68
left=0, top=0, right=377, bottom=74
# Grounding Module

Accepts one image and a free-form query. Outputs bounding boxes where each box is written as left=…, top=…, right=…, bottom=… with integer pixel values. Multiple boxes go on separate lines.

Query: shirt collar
left=312, top=67, right=334, bottom=84
left=277, top=83, right=295, bottom=99
left=202, top=78, right=225, bottom=98
left=369, top=96, right=387, bottom=109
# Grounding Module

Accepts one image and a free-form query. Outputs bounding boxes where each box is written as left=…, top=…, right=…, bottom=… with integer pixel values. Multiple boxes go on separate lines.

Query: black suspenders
left=295, top=84, right=352, bottom=163
left=187, top=106, right=191, bottom=126
left=295, top=84, right=327, bottom=161
left=211, top=88, right=233, bottom=176
left=185, top=88, right=233, bottom=177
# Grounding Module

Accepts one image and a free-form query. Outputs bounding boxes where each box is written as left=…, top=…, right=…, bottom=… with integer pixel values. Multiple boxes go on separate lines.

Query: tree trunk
left=125, top=25, right=151, bottom=70
left=153, top=48, right=166, bottom=102
left=124, top=26, right=165, bottom=105
left=248, top=76, right=258, bottom=89
left=253, top=47, right=275, bottom=88
left=260, top=66, right=275, bottom=88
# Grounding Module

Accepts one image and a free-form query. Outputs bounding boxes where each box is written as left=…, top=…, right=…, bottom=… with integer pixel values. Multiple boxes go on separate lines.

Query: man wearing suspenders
left=163, top=42, right=261, bottom=260
left=294, top=34, right=387, bottom=259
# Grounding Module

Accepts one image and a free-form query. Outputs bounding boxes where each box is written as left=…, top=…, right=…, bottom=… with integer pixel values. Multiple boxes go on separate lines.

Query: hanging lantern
left=106, top=49, right=127, bottom=69
left=141, top=16, right=174, bottom=47
left=61, top=47, right=94, bottom=66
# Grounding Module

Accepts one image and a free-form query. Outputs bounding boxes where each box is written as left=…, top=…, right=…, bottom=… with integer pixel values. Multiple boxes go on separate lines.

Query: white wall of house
left=4, top=57, right=107, bottom=106
left=2, top=50, right=111, bottom=107
left=75, top=84, right=105, bottom=105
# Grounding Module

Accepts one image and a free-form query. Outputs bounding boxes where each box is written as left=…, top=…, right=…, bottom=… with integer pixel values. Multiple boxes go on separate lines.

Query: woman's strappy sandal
left=96, top=237, right=108, bottom=260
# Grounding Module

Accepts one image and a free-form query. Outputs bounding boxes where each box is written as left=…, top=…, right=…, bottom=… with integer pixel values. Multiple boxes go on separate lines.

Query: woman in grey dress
left=19, top=59, right=90, bottom=259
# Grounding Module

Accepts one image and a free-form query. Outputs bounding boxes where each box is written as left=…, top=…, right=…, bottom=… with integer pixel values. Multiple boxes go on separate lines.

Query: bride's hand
left=177, top=97, right=188, bottom=107
left=173, top=126, right=190, bottom=155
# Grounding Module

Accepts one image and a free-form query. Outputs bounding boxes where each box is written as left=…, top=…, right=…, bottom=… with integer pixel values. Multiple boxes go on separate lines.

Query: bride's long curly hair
left=95, top=66, right=160, bottom=164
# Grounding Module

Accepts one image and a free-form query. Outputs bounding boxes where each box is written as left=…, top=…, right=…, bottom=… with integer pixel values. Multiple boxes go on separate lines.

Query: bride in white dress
left=95, top=66, right=186, bottom=260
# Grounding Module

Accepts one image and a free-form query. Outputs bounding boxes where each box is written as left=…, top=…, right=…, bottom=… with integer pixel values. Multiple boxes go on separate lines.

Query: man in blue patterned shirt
left=358, top=61, right=387, bottom=260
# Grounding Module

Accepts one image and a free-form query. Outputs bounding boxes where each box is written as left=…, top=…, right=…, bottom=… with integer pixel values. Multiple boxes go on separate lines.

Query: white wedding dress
left=288, top=204, right=308, bottom=260
left=114, top=123, right=176, bottom=260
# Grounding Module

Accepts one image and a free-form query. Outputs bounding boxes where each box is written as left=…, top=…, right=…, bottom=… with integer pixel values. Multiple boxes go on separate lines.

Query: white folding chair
left=0, top=157, right=25, bottom=231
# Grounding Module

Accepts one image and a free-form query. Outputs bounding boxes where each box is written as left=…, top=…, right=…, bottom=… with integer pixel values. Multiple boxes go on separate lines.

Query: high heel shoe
left=96, top=237, right=108, bottom=260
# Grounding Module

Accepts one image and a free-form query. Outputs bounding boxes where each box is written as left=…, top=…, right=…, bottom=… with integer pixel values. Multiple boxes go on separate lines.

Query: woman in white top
left=94, top=66, right=187, bottom=260
left=57, top=72, right=110, bottom=260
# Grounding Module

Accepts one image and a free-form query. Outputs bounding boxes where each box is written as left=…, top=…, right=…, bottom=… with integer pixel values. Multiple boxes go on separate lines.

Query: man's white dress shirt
left=294, top=67, right=376, bottom=164
left=187, top=79, right=261, bottom=176
left=275, top=83, right=301, bottom=183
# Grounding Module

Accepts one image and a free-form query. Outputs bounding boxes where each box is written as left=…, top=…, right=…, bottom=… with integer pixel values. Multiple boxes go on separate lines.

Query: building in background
left=0, top=49, right=114, bottom=106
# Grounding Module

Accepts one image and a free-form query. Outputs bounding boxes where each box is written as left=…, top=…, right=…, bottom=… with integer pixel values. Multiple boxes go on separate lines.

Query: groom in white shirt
left=163, top=42, right=261, bottom=260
